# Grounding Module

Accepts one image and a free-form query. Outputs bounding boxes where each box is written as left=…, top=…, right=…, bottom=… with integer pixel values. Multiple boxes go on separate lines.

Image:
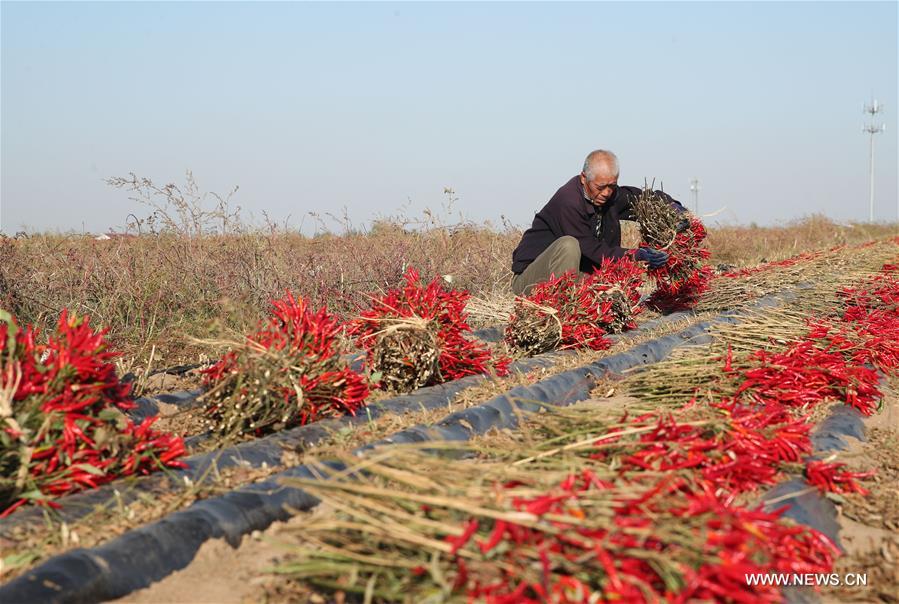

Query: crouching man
left=511, top=149, right=687, bottom=295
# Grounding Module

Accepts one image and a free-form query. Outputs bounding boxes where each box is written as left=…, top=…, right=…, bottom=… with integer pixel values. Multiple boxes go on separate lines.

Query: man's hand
left=635, top=247, right=669, bottom=269
left=675, top=217, right=691, bottom=234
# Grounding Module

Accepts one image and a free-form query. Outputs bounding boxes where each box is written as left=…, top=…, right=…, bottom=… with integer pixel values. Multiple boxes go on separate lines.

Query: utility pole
left=863, top=99, right=886, bottom=222
left=689, top=178, right=700, bottom=214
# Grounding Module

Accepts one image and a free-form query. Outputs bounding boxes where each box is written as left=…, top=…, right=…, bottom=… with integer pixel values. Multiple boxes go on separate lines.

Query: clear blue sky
left=2, top=1, right=897, bottom=234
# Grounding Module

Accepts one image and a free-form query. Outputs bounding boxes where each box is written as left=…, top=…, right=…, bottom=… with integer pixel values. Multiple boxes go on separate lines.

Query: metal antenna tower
left=863, top=98, right=886, bottom=222
left=689, top=178, right=701, bottom=213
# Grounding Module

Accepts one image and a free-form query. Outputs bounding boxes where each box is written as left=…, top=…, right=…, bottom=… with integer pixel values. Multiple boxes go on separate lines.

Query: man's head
left=579, top=149, right=620, bottom=206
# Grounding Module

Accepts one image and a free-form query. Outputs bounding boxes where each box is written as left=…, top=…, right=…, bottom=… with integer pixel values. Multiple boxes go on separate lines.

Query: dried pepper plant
left=0, top=309, right=185, bottom=516
left=632, top=186, right=712, bottom=312
left=503, top=298, right=562, bottom=357
left=505, top=257, right=644, bottom=355
left=350, top=268, right=510, bottom=393
left=200, top=292, right=369, bottom=441
left=631, top=185, right=682, bottom=249
left=696, top=253, right=823, bottom=313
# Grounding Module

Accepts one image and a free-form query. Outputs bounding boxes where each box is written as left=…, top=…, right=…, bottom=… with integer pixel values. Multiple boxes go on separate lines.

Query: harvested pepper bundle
left=733, top=341, right=882, bottom=416
left=808, top=266, right=899, bottom=373
left=351, top=268, right=509, bottom=393
left=632, top=187, right=712, bottom=312
left=201, top=292, right=369, bottom=440
left=697, top=250, right=833, bottom=313
left=505, top=257, right=644, bottom=354
left=719, top=251, right=824, bottom=279
left=0, top=309, right=185, bottom=516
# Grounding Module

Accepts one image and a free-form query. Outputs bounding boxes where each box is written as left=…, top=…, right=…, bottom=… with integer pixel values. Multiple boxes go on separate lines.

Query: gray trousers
left=511, top=236, right=581, bottom=296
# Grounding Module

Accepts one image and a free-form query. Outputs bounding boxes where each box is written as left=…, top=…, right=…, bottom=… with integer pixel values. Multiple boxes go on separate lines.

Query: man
left=511, top=149, right=687, bottom=295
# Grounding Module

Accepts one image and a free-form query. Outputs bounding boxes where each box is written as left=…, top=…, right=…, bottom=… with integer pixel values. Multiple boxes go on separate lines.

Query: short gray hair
left=582, top=149, right=619, bottom=180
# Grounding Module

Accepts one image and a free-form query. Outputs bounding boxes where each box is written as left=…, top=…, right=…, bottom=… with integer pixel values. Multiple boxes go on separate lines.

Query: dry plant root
left=366, top=317, right=441, bottom=393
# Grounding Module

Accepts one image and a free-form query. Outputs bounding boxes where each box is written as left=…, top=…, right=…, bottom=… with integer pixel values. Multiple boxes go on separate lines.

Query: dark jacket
left=511, top=176, right=683, bottom=274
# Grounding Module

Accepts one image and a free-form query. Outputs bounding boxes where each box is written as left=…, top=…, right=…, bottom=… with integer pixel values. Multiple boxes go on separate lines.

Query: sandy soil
left=114, top=514, right=304, bottom=604
left=820, top=385, right=899, bottom=604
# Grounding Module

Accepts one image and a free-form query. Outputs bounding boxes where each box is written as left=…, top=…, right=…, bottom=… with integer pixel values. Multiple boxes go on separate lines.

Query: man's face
left=579, top=163, right=619, bottom=206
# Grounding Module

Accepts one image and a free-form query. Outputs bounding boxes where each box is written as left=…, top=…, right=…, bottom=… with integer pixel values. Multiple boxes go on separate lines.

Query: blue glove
left=635, top=247, right=669, bottom=269
left=675, top=217, right=691, bottom=233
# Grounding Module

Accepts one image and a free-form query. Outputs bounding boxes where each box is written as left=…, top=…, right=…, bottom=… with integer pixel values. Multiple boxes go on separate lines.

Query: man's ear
left=579, top=172, right=587, bottom=186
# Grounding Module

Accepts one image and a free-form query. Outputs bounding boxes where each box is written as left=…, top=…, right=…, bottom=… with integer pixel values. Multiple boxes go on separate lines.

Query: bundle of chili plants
left=630, top=187, right=712, bottom=312
left=719, top=251, right=824, bottom=279
left=630, top=253, right=899, bottom=414
left=201, top=292, right=369, bottom=440
left=505, top=257, right=644, bottom=355
left=350, top=268, right=509, bottom=393
left=0, top=309, right=185, bottom=516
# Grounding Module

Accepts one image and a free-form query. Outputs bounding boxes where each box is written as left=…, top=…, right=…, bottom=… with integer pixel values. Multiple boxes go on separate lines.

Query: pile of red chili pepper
left=201, top=291, right=370, bottom=439
left=439, top=473, right=836, bottom=604
left=505, top=257, right=645, bottom=354
left=644, top=216, right=714, bottom=313
left=729, top=340, right=882, bottom=415
left=0, top=309, right=185, bottom=516
left=350, top=267, right=509, bottom=389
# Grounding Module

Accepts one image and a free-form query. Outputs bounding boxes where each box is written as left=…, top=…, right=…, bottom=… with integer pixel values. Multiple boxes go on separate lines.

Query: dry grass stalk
left=464, top=293, right=516, bottom=328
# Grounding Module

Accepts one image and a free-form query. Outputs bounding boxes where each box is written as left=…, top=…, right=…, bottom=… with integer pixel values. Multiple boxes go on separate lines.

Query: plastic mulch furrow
left=0, top=295, right=797, bottom=603
left=127, top=389, right=204, bottom=423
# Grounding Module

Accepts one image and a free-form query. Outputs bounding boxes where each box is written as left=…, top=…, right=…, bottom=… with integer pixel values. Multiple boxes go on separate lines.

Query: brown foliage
left=1, top=215, right=894, bottom=368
